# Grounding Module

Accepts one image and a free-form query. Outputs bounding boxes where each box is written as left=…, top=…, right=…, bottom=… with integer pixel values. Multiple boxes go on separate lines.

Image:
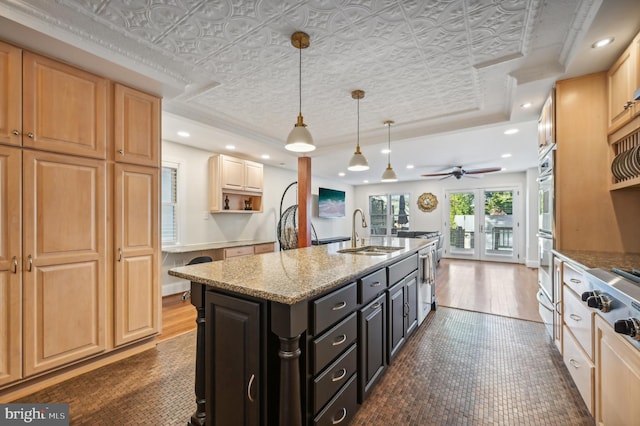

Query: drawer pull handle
left=332, top=408, right=347, bottom=425
left=569, top=358, right=580, bottom=369
left=371, top=281, right=382, bottom=287
left=247, top=374, right=255, bottom=402
left=332, top=368, right=347, bottom=382
left=332, top=301, right=347, bottom=311
left=569, top=313, right=582, bottom=322
left=27, top=255, right=33, bottom=272
left=570, top=278, right=581, bottom=284
left=371, top=302, right=381, bottom=310
left=12, top=256, right=18, bottom=273
left=332, top=334, right=347, bottom=346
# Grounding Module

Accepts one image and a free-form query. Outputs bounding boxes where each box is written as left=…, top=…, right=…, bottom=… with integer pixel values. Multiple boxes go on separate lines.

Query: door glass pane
left=449, top=192, right=475, bottom=255
left=369, top=195, right=387, bottom=235
left=484, top=190, right=514, bottom=257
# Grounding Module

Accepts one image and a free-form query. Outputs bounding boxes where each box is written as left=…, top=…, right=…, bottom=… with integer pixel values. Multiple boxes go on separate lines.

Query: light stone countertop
left=162, top=240, right=275, bottom=253
left=553, top=249, right=640, bottom=271
left=168, top=236, right=435, bottom=305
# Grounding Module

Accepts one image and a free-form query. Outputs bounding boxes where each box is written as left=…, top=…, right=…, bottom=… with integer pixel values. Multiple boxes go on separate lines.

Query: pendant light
left=381, top=120, right=398, bottom=182
left=348, top=90, right=369, bottom=171
left=286, top=31, right=315, bottom=153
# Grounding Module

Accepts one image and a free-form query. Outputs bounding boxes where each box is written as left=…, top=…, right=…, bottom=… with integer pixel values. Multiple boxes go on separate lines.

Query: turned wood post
left=189, top=282, right=206, bottom=426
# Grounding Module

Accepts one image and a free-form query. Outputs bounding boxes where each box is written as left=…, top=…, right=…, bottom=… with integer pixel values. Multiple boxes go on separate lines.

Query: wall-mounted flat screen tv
left=318, top=187, right=346, bottom=218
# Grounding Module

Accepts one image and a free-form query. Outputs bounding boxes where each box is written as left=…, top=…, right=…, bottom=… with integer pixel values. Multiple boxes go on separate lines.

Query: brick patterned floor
left=15, top=308, right=593, bottom=425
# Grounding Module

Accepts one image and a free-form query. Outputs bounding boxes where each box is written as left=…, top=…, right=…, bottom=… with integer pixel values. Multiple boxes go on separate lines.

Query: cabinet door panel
left=221, top=155, right=244, bottom=190
left=244, top=161, right=263, bottom=192
left=206, top=292, right=261, bottom=426
left=23, top=151, right=106, bottom=375
left=114, top=164, right=159, bottom=346
left=22, top=52, right=107, bottom=158
left=405, top=273, right=418, bottom=336
left=0, top=146, right=21, bottom=386
left=387, top=282, right=406, bottom=361
left=0, top=41, right=22, bottom=147
left=114, top=84, right=160, bottom=167
left=359, top=294, right=385, bottom=401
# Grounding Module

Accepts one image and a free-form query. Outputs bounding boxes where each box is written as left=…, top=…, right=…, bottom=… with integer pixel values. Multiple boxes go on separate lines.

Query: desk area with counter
left=169, top=236, right=438, bottom=426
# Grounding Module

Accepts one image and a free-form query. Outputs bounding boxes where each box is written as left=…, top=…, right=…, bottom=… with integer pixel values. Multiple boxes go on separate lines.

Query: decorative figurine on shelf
left=223, top=195, right=230, bottom=210
left=244, top=199, right=253, bottom=211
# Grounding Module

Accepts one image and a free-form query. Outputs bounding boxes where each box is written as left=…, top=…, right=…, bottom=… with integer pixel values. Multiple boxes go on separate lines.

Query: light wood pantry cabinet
left=0, top=146, right=21, bottom=387
left=607, top=32, right=640, bottom=134
left=114, top=84, right=160, bottom=167
left=594, top=314, right=640, bottom=426
left=0, top=41, right=21, bottom=147
left=22, top=52, right=108, bottom=159
left=113, top=163, right=160, bottom=347
left=208, top=154, right=263, bottom=213
left=22, top=150, right=107, bottom=376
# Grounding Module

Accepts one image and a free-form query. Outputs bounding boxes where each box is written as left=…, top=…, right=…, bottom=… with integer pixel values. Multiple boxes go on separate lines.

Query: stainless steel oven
left=538, top=233, right=553, bottom=300
left=538, top=172, right=554, bottom=236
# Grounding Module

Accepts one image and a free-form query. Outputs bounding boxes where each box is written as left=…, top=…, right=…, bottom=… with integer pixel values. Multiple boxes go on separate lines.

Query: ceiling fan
left=421, top=166, right=502, bottom=180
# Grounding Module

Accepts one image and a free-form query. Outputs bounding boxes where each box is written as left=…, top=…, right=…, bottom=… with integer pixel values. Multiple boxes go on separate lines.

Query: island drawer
left=313, top=344, right=357, bottom=415
left=387, top=253, right=418, bottom=285
left=358, top=268, right=387, bottom=304
left=563, top=324, right=594, bottom=415
left=253, top=242, right=274, bottom=254
left=312, top=282, right=357, bottom=335
left=563, top=262, right=587, bottom=295
left=312, top=312, right=357, bottom=375
left=313, top=374, right=358, bottom=426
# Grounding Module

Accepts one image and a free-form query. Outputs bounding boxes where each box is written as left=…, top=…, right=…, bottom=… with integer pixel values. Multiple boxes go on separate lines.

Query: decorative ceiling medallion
left=418, top=192, right=438, bottom=212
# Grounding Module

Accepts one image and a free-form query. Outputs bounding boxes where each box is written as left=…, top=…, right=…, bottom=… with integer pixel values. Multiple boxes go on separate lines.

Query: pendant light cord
left=298, top=42, right=302, bottom=116
left=387, top=122, right=391, bottom=165
left=356, top=97, right=360, bottom=148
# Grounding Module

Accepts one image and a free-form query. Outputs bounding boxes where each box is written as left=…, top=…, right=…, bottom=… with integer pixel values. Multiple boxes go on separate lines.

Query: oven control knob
left=581, top=291, right=598, bottom=301
left=586, top=294, right=612, bottom=312
left=614, top=318, right=640, bottom=340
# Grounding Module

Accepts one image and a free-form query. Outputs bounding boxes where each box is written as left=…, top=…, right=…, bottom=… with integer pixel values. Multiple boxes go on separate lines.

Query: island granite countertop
left=553, top=249, right=640, bottom=271
left=168, top=236, right=434, bottom=305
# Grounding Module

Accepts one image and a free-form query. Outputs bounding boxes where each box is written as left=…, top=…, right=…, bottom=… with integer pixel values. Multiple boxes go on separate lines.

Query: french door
left=444, top=187, right=521, bottom=262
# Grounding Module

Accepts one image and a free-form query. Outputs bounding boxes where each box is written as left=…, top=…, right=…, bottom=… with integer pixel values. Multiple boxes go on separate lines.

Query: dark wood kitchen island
left=169, top=236, right=435, bottom=426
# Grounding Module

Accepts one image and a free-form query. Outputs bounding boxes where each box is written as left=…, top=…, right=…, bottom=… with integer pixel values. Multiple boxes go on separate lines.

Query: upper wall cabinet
left=607, top=32, right=640, bottom=134
left=22, top=52, right=108, bottom=159
left=209, top=154, right=263, bottom=213
left=0, top=41, right=22, bottom=147
left=538, top=90, right=555, bottom=154
left=114, top=84, right=161, bottom=167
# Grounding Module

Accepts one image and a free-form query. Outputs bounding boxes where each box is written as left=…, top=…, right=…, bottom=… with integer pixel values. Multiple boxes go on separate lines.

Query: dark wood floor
left=159, top=258, right=541, bottom=342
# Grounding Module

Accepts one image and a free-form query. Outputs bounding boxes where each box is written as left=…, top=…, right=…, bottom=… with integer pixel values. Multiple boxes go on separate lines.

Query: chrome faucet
left=351, top=208, right=368, bottom=248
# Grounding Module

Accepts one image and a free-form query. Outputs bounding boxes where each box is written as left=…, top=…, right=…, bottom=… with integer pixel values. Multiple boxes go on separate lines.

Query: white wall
left=161, top=140, right=355, bottom=294
left=353, top=171, right=538, bottom=265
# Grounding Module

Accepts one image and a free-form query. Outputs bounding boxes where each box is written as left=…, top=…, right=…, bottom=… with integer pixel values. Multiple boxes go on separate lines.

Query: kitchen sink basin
left=337, top=245, right=404, bottom=255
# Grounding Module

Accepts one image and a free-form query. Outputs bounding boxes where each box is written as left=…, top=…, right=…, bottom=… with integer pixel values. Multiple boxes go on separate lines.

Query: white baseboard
left=526, top=259, right=540, bottom=268
left=162, top=280, right=190, bottom=296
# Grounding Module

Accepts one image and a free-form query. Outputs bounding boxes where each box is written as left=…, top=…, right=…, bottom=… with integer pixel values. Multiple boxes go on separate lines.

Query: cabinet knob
left=27, top=254, right=33, bottom=272
left=27, top=132, right=34, bottom=139
left=12, top=256, right=18, bottom=273
left=118, top=149, right=124, bottom=155
left=12, top=130, right=20, bottom=136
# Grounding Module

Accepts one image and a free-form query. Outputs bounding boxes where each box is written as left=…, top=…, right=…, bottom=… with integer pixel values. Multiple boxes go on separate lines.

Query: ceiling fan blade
left=421, top=172, right=454, bottom=177
left=439, top=175, right=453, bottom=181
left=464, top=167, right=502, bottom=175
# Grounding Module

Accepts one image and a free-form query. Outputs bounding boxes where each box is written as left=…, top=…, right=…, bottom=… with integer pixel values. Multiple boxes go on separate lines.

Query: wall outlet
left=202, top=211, right=209, bottom=220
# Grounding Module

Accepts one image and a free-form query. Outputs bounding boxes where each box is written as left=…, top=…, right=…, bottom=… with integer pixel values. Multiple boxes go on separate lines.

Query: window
left=369, top=193, right=410, bottom=236
left=161, top=163, right=179, bottom=245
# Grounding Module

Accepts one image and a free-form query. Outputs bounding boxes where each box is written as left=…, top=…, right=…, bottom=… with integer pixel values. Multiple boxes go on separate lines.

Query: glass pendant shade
left=286, top=113, right=315, bottom=152
left=286, top=32, right=315, bottom=153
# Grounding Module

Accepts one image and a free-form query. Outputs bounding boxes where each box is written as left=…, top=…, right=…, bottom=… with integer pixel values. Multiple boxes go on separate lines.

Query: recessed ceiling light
left=501, top=167, right=507, bottom=171
left=261, top=154, right=270, bottom=159
left=177, top=131, right=190, bottom=138
left=592, top=37, right=614, bottom=49
left=363, top=180, right=369, bottom=183
left=225, top=145, right=236, bottom=150
left=381, top=148, right=391, bottom=154
left=520, top=102, right=532, bottom=109
left=501, top=153, right=512, bottom=158
left=504, top=128, right=519, bottom=135
left=406, top=164, right=414, bottom=169
left=338, top=172, right=345, bottom=177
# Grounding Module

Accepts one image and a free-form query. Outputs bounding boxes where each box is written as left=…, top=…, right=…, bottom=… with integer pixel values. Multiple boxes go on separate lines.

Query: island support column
left=271, top=301, right=308, bottom=426
left=189, top=282, right=206, bottom=426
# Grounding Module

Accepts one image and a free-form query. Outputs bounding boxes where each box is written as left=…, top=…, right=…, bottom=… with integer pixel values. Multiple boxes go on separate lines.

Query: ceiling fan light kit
left=421, top=165, right=502, bottom=180
left=381, top=120, right=397, bottom=182
left=285, top=31, right=316, bottom=153
left=347, top=89, right=369, bottom=171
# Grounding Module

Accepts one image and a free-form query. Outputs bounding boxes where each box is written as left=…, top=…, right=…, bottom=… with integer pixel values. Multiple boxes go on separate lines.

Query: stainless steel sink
left=337, top=245, right=404, bottom=255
